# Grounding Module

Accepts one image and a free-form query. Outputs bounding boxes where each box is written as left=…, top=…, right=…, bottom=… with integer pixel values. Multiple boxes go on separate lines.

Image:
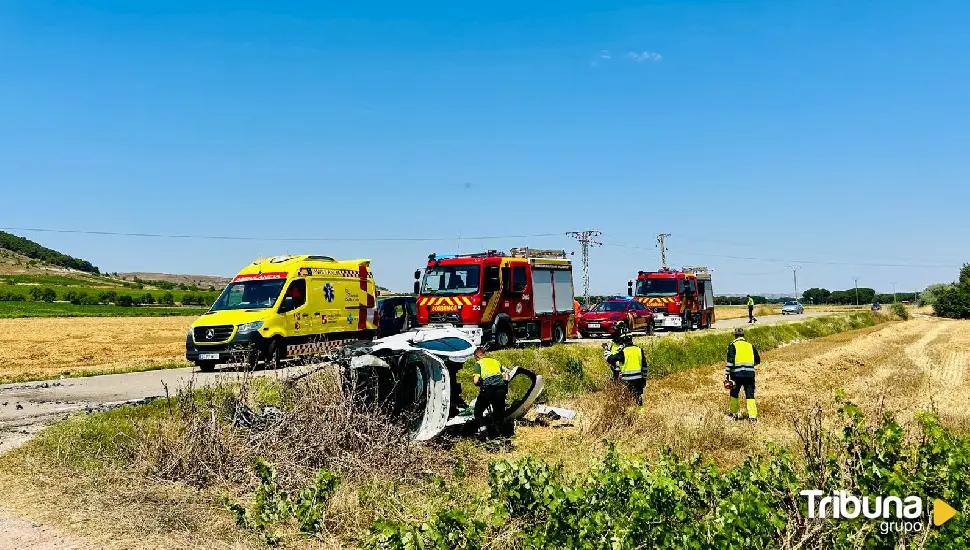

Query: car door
left=280, top=278, right=309, bottom=341
left=631, top=300, right=649, bottom=329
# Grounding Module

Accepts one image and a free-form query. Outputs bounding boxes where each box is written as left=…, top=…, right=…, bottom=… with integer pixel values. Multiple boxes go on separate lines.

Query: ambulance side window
left=281, top=279, right=307, bottom=312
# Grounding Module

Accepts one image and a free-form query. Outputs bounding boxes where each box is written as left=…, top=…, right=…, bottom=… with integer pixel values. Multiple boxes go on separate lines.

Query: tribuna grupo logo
left=801, top=490, right=958, bottom=535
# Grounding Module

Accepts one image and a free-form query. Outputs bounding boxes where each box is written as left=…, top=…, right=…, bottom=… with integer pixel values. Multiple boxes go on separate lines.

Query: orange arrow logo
left=933, top=499, right=957, bottom=526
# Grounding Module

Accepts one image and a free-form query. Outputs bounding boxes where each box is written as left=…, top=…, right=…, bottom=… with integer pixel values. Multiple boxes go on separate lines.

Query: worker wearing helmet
left=606, top=324, right=649, bottom=405
left=472, top=346, right=509, bottom=438
left=724, top=327, right=760, bottom=421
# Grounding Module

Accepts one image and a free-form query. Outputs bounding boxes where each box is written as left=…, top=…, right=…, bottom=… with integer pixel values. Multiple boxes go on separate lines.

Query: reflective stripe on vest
left=620, top=345, right=644, bottom=379
left=477, top=357, right=502, bottom=378
left=728, top=338, right=756, bottom=374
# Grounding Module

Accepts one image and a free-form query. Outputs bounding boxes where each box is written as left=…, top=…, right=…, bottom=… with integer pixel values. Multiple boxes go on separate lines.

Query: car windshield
left=210, top=279, right=286, bottom=311
left=784, top=301, right=798, bottom=306
left=421, top=265, right=480, bottom=295
left=591, top=301, right=628, bottom=312
left=636, top=277, right=678, bottom=297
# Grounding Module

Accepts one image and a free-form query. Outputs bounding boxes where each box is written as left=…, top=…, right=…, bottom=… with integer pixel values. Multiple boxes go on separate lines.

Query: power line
left=1, top=226, right=570, bottom=243
left=600, top=241, right=959, bottom=269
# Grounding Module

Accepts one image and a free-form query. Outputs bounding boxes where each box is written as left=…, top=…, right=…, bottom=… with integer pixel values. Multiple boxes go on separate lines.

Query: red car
left=578, top=298, right=654, bottom=338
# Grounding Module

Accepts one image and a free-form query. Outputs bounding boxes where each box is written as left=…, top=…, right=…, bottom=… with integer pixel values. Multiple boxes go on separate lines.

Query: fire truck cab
left=627, top=266, right=715, bottom=331
left=414, top=248, right=576, bottom=348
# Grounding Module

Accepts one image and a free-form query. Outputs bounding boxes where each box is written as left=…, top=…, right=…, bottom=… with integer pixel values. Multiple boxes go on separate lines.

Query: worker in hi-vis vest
left=747, top=295, right=758, bottom=323
left=472, top=346, right=509, bottom=437
left=724, top=327, right=760, bottom=421
left=606, top=325, right=649, bottom=406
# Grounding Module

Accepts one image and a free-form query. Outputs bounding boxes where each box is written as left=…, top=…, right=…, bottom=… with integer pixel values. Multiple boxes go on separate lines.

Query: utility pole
left=567, top=230, right=602, bottom=308
left=789, top=265, right=801, bottom=300
left=657, top=233, right=671, bottom=268
left=853, top=277, right=859, bottom=306
left=891, top=281, right=898, bottom=303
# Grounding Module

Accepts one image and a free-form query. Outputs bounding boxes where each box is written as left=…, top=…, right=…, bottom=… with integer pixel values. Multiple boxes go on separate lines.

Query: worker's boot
left=746, top=399, right=758, bottom=422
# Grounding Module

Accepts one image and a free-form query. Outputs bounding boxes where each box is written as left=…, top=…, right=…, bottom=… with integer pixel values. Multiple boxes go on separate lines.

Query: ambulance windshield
left=210, top=279, right=287, bottom=311
left=421, top=265, right=480, bottom=295
left=636, top=277, right=678, bottom=297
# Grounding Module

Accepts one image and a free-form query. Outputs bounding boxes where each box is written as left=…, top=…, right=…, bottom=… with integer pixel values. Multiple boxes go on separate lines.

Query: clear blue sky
left=2, top=1, right=967, bottom=296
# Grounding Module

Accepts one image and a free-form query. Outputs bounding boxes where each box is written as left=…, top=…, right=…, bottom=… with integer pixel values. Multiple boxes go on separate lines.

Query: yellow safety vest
left=619, top=345, right=644, bottom=380
left=477, top=357, right=502, bottom=378
left=747, top=297, right=755, bottom=306
left=728, top=338, right=756, bottom=375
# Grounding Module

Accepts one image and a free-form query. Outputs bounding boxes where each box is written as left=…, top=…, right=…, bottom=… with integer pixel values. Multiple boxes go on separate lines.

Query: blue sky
left=1, top=1, right=967, bottom=296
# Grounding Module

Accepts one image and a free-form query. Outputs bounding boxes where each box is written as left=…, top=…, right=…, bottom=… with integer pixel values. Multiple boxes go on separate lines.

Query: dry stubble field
left=0, top=316, right=192, bottom=383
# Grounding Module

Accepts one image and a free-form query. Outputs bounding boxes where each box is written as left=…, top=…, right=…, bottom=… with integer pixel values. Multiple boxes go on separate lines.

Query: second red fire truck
left=414, top=248, right=576, bottom=348
left=627, top=266, right=715, bottom=331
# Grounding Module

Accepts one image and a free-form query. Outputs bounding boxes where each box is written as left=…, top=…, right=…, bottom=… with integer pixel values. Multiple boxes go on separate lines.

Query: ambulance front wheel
left=265, top=338, right=284, bottom=370
left=196, top=361, right=216, bottom=373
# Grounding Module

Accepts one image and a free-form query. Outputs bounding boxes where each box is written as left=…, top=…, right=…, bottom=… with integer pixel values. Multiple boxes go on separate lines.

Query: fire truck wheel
left=552, top=322, right=566, bottom=344
left=495, top=323, right=514, bottom=348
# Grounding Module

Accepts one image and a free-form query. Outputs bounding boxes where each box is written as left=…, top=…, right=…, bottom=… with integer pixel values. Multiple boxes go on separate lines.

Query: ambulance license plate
left=199, top=353, right=219, bottom=360
left=587, top=323, right=600, bottom=328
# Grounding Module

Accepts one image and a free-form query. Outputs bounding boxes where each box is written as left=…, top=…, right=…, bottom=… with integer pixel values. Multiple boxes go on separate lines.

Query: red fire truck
left=413, top=248, right=576, bottom=348
left=627, top=266, right=715, bottom=331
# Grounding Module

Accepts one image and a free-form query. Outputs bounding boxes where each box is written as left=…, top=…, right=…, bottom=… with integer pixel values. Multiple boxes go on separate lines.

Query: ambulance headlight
left=238, top=321, right=264, bottom=334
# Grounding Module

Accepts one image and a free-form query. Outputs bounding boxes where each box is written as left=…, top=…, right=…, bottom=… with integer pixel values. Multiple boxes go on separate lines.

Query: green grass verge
left=460, top=312, right=887, bottom=402
left=0, top=301, right=207, bottom=318
left=0, top=361, right=192, bottom=385
left=0, top=274, right=122, bottom=287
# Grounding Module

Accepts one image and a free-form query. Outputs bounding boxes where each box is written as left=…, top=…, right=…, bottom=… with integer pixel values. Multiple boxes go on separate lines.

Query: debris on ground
left=85, top=396, right=161, bottom=414
left=533, top=405, right=577, bottom=420
left=226, top=399, right=284, bottom=430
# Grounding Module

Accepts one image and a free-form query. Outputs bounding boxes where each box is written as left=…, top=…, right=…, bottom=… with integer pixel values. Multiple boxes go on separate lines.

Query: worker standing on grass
left=747, top=295, right=758, bottom=323
left=472, top=346, right=509, bottom=438
left=606, top=326, right=649, bottom=406
left=724, top=327, right=760, bottom=421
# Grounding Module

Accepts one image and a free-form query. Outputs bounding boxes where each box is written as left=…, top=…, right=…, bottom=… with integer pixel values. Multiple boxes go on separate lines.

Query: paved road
left=568, top=311, right=832, bottom=345
left=0, top=364, right=314, bottom=453
left=0, top=311, right=836, bottom=451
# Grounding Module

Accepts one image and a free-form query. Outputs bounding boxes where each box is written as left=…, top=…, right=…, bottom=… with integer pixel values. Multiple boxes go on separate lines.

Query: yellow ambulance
left=186, top=255, right=378, bottom=371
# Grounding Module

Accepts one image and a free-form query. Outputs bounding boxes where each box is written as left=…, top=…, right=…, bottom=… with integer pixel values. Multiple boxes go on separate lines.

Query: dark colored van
left=376, top=296, right=418, bottom=337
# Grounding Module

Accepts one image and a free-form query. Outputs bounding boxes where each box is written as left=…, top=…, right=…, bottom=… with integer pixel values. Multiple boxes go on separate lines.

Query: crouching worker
left=602, top=322, right=628, bottom=379
left=606, top=328, right=649, bottom=406
left=725, top=327, right=760, bottom=421
left=473, top=346, right=509, bottom=438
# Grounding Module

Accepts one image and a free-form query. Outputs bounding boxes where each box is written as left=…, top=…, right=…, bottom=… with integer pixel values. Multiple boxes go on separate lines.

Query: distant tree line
left=0, top=286, right=217, bottom=307
left=800, top=287, right=906, bottom=305
left=124, top=276, right=218, bottom=292
left=0, top=231, right=100, bottom=274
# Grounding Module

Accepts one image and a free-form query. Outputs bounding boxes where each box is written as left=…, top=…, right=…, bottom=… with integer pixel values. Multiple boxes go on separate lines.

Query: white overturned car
left=335, top=326, right=543, bottom=441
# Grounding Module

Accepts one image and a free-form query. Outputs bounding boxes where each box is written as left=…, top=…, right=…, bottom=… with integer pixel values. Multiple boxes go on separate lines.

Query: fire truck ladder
left=509, top=247, right=568, bottom=259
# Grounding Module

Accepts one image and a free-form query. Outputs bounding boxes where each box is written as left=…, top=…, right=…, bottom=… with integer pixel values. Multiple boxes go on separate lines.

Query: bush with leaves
left=115, top=294, right=135, bottom=307
left=224, top=458, right=341, bottom=546
left=40, top=287, right=57, bottom=302
left=366, top=397, right=970, bottom=549
left=890, top=302, right=909, bottom=320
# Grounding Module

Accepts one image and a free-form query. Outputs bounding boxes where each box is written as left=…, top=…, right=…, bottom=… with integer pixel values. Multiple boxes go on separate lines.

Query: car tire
left=580, top=330, right=589, bottom=339
left=196, top=361, right=216, bottom=373
left=551, top=322, right=566, bottom=344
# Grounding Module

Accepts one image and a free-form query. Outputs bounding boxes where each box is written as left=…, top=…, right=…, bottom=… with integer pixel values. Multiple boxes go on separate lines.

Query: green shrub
left=116, top=295, right=135, bottom=307
left=40, top=287, right=57, bottom=302
left=367, top=399, right=970, bottom=549
left=224, top=458, right=341, bottom=546
left=890, top=302, right=909, bottom=320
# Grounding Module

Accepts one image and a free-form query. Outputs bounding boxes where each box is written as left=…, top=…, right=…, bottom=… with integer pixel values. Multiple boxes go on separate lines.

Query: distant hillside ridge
left=0, top=231, right=99, bottom=274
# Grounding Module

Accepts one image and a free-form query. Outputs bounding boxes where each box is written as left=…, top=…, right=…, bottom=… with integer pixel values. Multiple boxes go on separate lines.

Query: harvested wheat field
left=511, top=316, right=970, bottom=469
left=0, top=316, right=192, bottom=383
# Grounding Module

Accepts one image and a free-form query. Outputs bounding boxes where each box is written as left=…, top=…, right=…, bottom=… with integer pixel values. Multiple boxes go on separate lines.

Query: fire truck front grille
left=429, top=312, right=462, bottom=324
left=194, top=325, right=234, bottom=343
